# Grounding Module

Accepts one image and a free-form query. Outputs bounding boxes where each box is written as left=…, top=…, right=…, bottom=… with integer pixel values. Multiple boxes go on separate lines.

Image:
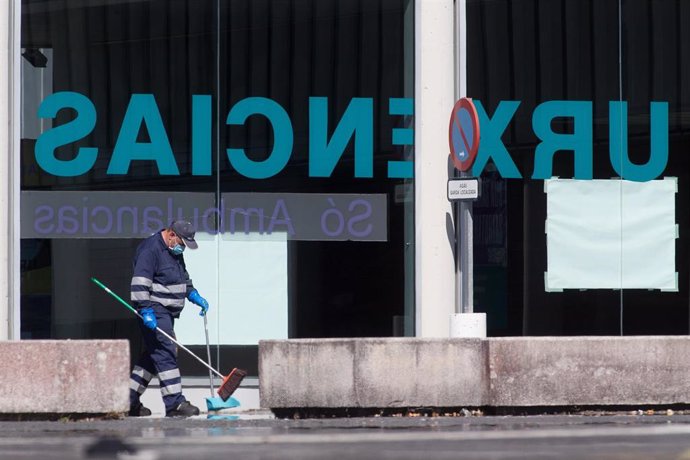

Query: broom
left=203, top=313, right=241, bottom=411
left=91, top=277, right=246, bottom=402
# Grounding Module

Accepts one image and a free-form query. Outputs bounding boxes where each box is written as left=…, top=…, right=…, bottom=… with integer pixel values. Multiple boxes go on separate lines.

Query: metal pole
left=454, top=0, right=473, bottom=315
left=458, top=198, right=474, bottom=313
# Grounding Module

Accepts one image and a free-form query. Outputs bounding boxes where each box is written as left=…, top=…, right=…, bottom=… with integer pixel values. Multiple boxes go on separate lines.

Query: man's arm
left=131, top=247, right=157, bottom=310
left=180, top=259, right=195, bottom=297
left=181, top=258, right=209, bottom=316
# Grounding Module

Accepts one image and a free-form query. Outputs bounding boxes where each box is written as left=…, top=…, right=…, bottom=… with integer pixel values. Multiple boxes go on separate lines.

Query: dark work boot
left=128, top=402, right=152, bottom=417
left=166, top=401, right=200, bottom=417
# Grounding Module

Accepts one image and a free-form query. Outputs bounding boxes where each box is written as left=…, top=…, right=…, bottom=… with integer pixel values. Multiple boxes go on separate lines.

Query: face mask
left=169, top=244, right=185, bottom=255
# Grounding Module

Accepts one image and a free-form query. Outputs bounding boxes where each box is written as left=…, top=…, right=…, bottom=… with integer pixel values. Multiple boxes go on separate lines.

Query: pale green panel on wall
left=545, top=178, right=677, bottom=291
left=176, top=232, right=288, bottom=345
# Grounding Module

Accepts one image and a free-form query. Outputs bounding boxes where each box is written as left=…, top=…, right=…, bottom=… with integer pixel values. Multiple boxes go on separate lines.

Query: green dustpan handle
left=91, top=277, right=140, bottom=318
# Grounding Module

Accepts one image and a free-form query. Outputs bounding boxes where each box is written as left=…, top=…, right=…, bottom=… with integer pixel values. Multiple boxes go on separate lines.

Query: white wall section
left=415, top=0, right=457, bottom=336
left=0, top=1, right=19, bottom=340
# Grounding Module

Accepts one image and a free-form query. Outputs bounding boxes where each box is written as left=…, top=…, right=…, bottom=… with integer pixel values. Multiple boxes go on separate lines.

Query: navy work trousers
left=128, top=306, right=186, bottom=413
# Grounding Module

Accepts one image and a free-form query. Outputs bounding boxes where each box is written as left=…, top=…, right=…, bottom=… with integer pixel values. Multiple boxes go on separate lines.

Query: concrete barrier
left=0, top=340, right=130, bottom=415
left=489, top=336, right=690, bottom=406
left=259, top=337, right=690, bottom=410
left=259, top=338, right=487, bottom=408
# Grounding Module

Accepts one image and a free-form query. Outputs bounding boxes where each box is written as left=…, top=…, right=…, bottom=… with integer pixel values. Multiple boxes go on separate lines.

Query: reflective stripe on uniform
left=150, top=295, right=185, bottom=308
left=152, top=282, right=187, bottom=295
left=131, top=291, right=151, bottom=301
left=131, top=276, right=153, bottom=287
left=160, top=383, right=182, bottom=396
left=158, top=368, right=181, bottom=382
left=129, top=380, right=147, bottom=394
left=132, top=366, right=153, bottom=382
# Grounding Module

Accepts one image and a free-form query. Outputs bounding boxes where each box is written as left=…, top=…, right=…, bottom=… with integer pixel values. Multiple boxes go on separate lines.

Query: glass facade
left=19, top=0, right=690, bottom=375
left=20, top=0, right=415, bottom=375
left=468, top=0, right=690, bottom=336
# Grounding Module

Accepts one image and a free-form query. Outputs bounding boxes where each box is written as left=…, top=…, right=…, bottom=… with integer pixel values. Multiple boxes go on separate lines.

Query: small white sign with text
left=447, top=178, right=480, bottom=201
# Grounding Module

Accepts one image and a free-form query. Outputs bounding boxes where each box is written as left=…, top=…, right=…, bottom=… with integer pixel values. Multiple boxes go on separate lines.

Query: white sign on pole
left=447, top=178, right=480, bottom=201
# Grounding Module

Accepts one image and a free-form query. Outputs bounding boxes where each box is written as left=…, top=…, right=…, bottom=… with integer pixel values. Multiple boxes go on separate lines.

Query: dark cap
left=170, top=220, right=198, bottom=249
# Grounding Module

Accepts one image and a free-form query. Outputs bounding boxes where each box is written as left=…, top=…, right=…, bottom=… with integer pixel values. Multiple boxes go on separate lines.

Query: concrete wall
left=259, top=337, right=690, bottom=409
left=0, top=340, right=130, bottom=414
left=489, top=336, right=690, bottom=406
left=260, top=338, right=487, bottom=408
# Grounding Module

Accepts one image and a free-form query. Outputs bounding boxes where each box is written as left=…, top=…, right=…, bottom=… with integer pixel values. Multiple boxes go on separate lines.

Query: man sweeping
left=127, top=220, right=210, bottom=417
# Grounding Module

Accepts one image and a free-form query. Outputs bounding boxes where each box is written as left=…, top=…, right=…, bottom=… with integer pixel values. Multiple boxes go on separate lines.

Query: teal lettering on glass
left=309, top=97, right=374, bottom=178
left=471, top=100, right=522, bottom=178
left=35, top=91, right=97, bottom=177
left=226, top=97, right=293, bottom=179
left=389, top=98, right=413, bottom=116
left=108, top=94, right=179, bottom=175
left=192, top=95, right=212, bottom=176
left=532, top=101, right=593, bottom=180
left=388, top=97, right=414, bottom=179
left=609, top=101, right=668, bottom=182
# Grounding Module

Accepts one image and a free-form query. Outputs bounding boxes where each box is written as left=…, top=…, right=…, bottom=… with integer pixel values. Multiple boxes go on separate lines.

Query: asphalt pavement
left=2, top=411, right=690, bottom=459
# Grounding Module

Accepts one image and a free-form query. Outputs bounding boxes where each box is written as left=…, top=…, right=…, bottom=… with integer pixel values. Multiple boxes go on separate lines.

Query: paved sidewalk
left=2, top=412, right=690, bottom=459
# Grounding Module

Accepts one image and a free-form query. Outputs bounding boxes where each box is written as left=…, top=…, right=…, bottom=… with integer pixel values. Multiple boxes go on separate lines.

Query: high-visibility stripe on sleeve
left=131, top=276, right=152, bottom=287
left=131, top=291, right=151, bottom=301
left=131, top=276, right=153, bottom=304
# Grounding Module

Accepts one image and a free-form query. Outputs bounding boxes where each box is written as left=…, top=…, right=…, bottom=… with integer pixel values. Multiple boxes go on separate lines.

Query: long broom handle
left=203, top=314, right=215, bottom=397
left=91, top=277, right=224, bottom=379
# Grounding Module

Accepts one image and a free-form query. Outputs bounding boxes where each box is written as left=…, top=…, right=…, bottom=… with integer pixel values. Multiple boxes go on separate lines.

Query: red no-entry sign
left=448, top=98, right=480, bottom=172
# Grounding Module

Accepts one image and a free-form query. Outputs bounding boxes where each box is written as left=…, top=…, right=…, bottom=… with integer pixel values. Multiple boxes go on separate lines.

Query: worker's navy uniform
left=128, top=231, right=195, bottom=413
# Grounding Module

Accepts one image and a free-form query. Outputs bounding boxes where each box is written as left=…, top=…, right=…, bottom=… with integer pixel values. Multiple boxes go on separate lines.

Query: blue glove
left=140, top=307, right=157, bottom=330
left=188, top=289, right=209, bottom=317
